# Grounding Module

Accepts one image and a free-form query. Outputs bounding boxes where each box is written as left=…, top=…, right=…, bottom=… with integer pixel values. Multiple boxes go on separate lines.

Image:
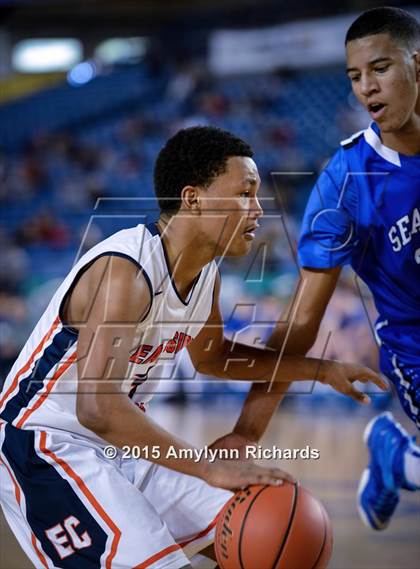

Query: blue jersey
left=298, top=122, right=420, bottom=355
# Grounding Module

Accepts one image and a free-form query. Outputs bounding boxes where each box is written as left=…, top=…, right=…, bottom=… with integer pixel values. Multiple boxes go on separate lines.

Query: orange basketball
left=215, top=482, right=333, bottom=569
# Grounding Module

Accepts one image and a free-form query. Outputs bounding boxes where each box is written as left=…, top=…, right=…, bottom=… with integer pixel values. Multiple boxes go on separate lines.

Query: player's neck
left=156, top=216, right=213, bottom=299
left=379, top=114, right=420, bottom=156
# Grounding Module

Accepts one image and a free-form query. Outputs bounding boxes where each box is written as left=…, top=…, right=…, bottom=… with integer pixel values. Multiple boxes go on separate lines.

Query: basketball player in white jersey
left=0, top=126, right=386, bottom=569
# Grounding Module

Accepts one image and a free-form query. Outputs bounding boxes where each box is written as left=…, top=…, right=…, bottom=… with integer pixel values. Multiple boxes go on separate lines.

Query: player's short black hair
left=154, top=126, right=253, bottom=215
left=345, top=7, right=420, bottom=52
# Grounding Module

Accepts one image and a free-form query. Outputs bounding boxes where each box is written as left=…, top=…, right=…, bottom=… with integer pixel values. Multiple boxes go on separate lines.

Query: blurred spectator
left=0, top=291, right=29, bottom=383
left=15, top=210, right=70, bottom=249
left=0, top=230, right=30, bottom=292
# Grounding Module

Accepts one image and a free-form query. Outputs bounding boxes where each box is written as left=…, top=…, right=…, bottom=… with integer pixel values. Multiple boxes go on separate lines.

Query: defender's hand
left=209, top=432, right=256, bottom=460
left=204, top=459, right=295, bottom=490
left=320, top=361, right=388, bottom=404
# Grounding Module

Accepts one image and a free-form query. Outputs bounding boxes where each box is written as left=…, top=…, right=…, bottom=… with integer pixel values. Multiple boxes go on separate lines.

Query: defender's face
left=346, top=33, right=419, bottom=132
left=199, top=156, right=263, bottom=257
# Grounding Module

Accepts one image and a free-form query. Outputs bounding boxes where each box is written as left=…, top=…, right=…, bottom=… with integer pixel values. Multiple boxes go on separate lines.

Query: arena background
left=0, top=1, right=419, bottom=568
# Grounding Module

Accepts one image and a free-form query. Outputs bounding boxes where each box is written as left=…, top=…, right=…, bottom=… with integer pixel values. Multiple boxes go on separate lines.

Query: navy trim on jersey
left=1, top=424, right=107, bottom=568
left=0, top=327, right=78, bottom=424
left=146, top=222, right=159, bottom=236
left=59, top=252, right=154, bottom=331
left=146, top=222, right=202, bottom=306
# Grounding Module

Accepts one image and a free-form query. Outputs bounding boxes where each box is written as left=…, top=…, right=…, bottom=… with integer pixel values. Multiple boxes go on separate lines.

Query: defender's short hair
left=154, top=126, right=253, bottom=215
left=345, top=7, right=420, bottom=52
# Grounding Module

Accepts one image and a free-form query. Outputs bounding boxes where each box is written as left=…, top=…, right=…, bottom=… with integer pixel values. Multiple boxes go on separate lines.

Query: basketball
left=215, top=483, right=333, bottom=569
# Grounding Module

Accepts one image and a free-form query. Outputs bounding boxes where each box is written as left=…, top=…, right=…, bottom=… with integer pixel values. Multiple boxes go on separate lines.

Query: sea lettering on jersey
left=388, top=206, right=420, bottom=253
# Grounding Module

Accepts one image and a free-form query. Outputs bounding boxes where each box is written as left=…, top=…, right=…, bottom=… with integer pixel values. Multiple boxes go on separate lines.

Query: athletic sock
left=403, top=443, right=420, bottom=489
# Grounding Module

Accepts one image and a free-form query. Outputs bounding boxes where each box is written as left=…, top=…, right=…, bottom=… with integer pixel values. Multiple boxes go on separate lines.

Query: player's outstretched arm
left=233, top=267, right=343, bottom=443
left=188, top=270, right=387, bottom=406
left=71, top=256, right=291, bottom=489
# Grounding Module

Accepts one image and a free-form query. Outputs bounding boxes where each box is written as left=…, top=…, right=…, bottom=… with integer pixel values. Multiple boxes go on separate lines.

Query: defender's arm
left=188, top=270, right=384, bottom=402
left=233, top=267, right=341, bottom=442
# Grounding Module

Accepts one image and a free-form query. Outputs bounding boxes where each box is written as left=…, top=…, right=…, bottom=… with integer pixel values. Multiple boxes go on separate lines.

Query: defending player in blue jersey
left=218, top=7, right=420, bottom=531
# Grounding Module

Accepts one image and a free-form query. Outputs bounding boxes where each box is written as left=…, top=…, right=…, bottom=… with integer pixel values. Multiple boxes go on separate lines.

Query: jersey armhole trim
left=58, top=252, right=154, bottom=333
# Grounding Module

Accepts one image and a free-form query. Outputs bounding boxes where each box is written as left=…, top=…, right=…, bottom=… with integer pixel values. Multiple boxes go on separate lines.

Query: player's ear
left=180, top=185, right=201, bottom=214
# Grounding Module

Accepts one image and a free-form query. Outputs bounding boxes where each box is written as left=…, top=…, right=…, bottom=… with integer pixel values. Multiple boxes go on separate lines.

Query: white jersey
left=0, top=223, right=218, bottom=443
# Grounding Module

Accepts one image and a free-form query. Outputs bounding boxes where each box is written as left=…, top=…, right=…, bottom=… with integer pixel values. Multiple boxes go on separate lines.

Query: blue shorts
left=380, top=345, right=420, bottom=430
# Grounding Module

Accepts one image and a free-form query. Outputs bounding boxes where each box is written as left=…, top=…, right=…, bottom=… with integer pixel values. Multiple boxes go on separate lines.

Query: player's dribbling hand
left=204, top=459, right=295, bottom=490
left=321, top=360, right=388, bottom=404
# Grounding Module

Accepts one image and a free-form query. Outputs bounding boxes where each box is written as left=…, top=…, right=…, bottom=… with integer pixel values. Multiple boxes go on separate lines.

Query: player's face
left=346, top=33, right=419, bottom=132
left=199, top=156, right=263, bottom=257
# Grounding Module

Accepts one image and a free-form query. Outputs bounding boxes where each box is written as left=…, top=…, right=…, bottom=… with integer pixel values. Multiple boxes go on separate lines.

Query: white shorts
left=0, top=422, right=232, bottom=569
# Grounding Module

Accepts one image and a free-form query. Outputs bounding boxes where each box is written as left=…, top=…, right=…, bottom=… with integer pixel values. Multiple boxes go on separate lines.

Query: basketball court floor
left=1, top=399, right=419, bottom=569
